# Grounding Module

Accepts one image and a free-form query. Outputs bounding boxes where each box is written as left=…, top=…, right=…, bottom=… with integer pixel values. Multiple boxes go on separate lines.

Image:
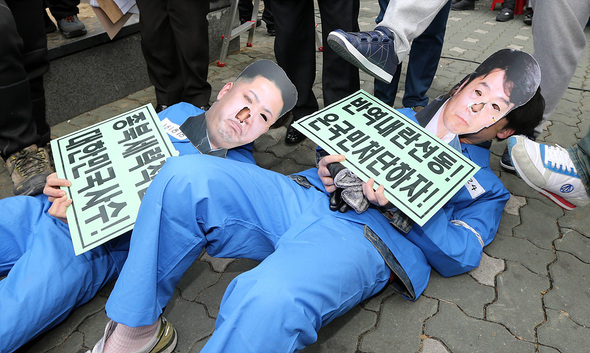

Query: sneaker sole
left=155, top=328, right=177, bottom=353
left=510, top=147, right=577, bottom=211
left=499, top=158, right=516, bottom=172
left=327, top=32, right=393, bottom=83
left=61, top=28, right=87, bottom=38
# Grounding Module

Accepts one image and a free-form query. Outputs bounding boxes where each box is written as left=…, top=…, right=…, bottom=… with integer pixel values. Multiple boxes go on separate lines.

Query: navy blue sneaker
left=327, top=26, right=398, bottom=83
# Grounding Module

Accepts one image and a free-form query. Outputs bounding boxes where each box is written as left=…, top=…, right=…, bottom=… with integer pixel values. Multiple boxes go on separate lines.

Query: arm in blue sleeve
left=405, top=173, right=510, bottom=277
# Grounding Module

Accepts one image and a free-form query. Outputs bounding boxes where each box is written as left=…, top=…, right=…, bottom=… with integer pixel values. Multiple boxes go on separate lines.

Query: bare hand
left=362, top=178, right=392, bottom=207
left=317, top=154, right=345, bottom=193
left=44, top=173, right=72, bottom=223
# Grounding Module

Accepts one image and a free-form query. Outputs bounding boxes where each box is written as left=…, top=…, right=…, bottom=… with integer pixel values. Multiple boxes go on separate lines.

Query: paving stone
left=423, top=271, right=493, bottom=319
left=195, top=258, right=259, bottom=318
left=544, top=122, right=582, bottom=148
left=513, top=199, right=562, bottom=250
left=469, top=252, right=505, bottom=287
left=44, top=331, right=85, bottom=353
left=176, top=259, right=222, bottom=301
left=360, top=295, right=438, bottom=353
left=199, top=252, right=236, bottom=273
left=554, top=229, right=590, bottom=263
left=422, top=338, right=450, bottom=353
left=485, top=233, right=554, bottom=276
left=558, top=206, right=590, bottom=237
left=537, top=308, right=590, bottom=353
left=486, top=262, right=548, bottom=341
left=303, top=306, right=377, bottom=353
left=503, top=194, right=526, bottom=216
left=164, top=293, right=216, bottom=352
left=425, top=301, right=536, bottom=353
left=544, top=252, right=590, bottom=326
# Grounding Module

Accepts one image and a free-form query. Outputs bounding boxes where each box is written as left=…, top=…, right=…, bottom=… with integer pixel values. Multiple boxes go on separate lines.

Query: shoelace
left=13, top=149, right=50, bottom=178
left=544, top=144, right=578, bottom=174
left=63, top=15, right=76, bottom=23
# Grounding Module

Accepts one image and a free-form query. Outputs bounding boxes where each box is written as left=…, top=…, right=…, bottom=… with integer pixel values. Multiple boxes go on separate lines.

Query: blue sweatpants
left=105, top=154, right=393, bottom=352
left=0, top=195, right=118, bottom=353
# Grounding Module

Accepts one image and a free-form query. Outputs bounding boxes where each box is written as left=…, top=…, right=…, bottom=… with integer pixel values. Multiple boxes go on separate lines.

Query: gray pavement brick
left=423, top=271, right=494, bottom=319
left=422, top=338, right=451, bottom=353
left=164, top=293, right=216, bottom=352
left=544, top=252, right=590, bottom=326
left=425, top=301, right=536, bottom=353
left=503, top=195, right=526, bottom=216
left=513, top=199, right=563, bottom=250
left=469, top=253, right=505, bottom=287
left=537, top=308, right=590, bottom=353
left=302, top=306, right=377, bottom=353
left=554, top=229, right=590, bottom=263
left=194, top=259, right=259, bottom=318
left=360, top=295, right=438, bottom=353
left=558, top=206, right=590, bottom=236
left=485, top=234, right=554, bottom=276
left=486, top=262, right=548, bottom=341
left=176, top=260, right=223, bottom=302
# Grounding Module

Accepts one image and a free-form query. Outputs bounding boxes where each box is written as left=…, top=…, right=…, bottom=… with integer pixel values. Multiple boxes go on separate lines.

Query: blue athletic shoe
left=508, top=135, right=589, bottom=210
left=327, top=26, right=398, bottom=83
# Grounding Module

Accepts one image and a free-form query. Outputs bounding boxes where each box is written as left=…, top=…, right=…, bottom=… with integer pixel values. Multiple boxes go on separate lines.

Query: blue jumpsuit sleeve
left=405, top=161, right=510, bottom=277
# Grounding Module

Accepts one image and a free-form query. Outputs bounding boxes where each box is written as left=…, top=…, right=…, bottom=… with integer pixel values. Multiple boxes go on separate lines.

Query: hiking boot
left=496, top=8, right=514, bottom=22
left=57, top=14, right=87, bottom=38
left=327, top=26, right=398, bottom=83
left=88, top=316, right=177, bottom=353
left=508, top=136, right=590, bottom=210
left=6, top=144, right=54, bottom=196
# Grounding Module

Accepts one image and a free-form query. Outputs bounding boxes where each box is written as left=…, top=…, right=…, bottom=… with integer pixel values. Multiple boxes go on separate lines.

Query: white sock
left=103, top=319, right=159, bottom=353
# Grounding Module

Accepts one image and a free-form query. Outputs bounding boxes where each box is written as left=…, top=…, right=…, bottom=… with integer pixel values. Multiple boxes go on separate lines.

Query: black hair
left=236, top=60, right=298, bottom=118
left=501, top=86, right=545, bottom=138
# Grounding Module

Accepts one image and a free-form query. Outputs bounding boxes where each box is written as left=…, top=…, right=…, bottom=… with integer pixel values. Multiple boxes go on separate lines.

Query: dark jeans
left=0, top=0, right=50, bottom=159
left=273, top=0, right=360, bottom=120
left=569, top=127, right=590, bottom=197
left=373, top=0, right=451, bottom=108
left=135, top=0, right=211, bottom=107
left=239, top=0, right=273, bottom=26
left=44, top=0, right=79, bottom=20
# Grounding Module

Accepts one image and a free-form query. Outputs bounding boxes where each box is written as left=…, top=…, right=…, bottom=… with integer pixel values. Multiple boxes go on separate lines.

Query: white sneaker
left=508, top=135, right=590, bottom=210
left=87, top=316, right=177, bottom=353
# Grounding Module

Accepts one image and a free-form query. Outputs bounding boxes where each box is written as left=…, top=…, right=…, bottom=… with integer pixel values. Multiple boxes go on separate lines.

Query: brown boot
left=5, top=144, right=54, bottom=196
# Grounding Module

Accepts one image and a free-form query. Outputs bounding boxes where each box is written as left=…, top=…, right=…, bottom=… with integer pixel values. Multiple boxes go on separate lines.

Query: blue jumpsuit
left=104, top=109, right=510, bottom=352
left=0, top=103, right=256, bottom=353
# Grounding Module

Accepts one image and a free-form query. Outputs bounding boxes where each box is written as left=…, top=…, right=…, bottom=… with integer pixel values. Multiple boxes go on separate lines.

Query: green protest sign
left=293, top=90, right=480, bottom=227
left=51, top=104, right=177, bottom=255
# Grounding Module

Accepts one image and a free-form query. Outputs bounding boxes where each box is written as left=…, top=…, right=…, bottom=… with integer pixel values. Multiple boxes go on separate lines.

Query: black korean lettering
left=65, top=128, right=102, bottom=150
left=351, top=140, right=384, bottom=163
left=308, top=113, right=339, bottom=131
left=118, top=122, right=154, bottom=143
left=362, top=107, right=389, bottom=126
left=385, top=162, right=416, bottom=189
left=121, top=136, right=159, bottom=158
left=327, top=121, right=355, bottom=141
left=390, top=126, right=421, bottom=149
left=408, top=141, right=439, bottom=163
left=81, top=184, right=122, bottom=211
left=366, top=151, right=399, bottom=177
left=112, top=112, right=147, bottom=130
left=129, top=147, right=165, bottom=172
left=79, top=167, right=117, bottom=193
left=427, top=151, right=457, bottom=174
left=374, top=119, right=404, bottom=138
left=134, top=160, right=166, bottom=188
left=342, top=97, right=371, bottom=114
